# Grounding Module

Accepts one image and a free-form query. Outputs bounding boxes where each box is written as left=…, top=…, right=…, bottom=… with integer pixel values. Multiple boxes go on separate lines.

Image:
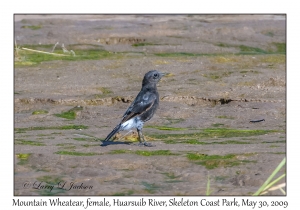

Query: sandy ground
left=14, top=15, right=286, bottom=196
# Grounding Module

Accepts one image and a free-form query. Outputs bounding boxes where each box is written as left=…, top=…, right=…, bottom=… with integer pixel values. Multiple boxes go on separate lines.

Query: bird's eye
left=154, top=73, right=158, bottom=77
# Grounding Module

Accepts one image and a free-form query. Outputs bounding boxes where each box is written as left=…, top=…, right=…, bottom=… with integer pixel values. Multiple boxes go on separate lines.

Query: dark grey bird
left=103, top=70, right=167, bottom=147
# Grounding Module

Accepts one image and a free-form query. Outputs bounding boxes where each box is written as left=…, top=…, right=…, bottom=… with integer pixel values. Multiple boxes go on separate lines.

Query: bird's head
left=142, top=70, right=169, bottom=86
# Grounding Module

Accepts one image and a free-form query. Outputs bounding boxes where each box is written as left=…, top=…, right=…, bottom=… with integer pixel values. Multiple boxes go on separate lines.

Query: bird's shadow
left=100, top=141, right=132, bottom=147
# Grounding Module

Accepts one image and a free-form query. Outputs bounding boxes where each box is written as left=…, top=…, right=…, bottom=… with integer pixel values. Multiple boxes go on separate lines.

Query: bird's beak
left=160, top=72, right=170, bottom=77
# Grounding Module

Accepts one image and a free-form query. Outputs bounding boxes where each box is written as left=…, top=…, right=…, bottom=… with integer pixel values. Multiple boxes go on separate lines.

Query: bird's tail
left=104, top=124, right=122, bottom=141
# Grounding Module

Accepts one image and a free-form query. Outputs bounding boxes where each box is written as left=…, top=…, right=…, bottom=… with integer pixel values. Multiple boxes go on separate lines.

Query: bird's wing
left=121, top=91, right=156, bottom=123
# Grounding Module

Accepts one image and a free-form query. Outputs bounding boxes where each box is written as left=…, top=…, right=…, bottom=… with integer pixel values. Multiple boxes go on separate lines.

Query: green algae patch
left=239, top=45, right=268, bottom=54
left=55, top=151, right=100, bottom=156
left=200, top=128, right=273, bottom=138
left=40, top=187, right=66, bottom=196
left=36, top=175, right=66, bottom=195
left=162, top=172, right=183, bottom=183
left=187, top=153, right=236, bottom=161
left=113, top=190, right=134, bottom=196
left=262, top=31, right=274, bottom=37
left=54, top=110, right=76, bottom=120
left=216, top=42, right=286, bottom=55
left=214, top=175, right=228, bottom=182
left=108, top=149, right=177, bottom=156
left=216, top=140, right=251, bottom=144
left=16, top=153, right=31, bottom=159
left=37, top=175, right=64, bottom=185
left=141, top=181, right=160, bottom=194
left=21, top=25, right=42, bottom=30
left=15, top=41, right=286, bottom=66
left=15, top=44, right=122, bottom=66
left=186, top=153, right=255, bottom=169
left=182, top=139, right=206, bottom=145
left=151, top=128, right=276, bottom=141
left=271, top=152, right=286, bottom=155
left=163, top=139, right=251, bottom=145
left=154, top=52, right=204, bottom=57
left=109, top=149, right=129, bottom=154
left=135, top=150, right=177, bottom=156
left=132, top=42, right=161, bottom=47
left=216, top=43, right=267, bottom=54
left=272, top=42, right=286, bottom=53
left=163, top=139, right=205, bottom=145
left=15, top=124, right=88, bottom=132
left=16, top=153, right=31, bottom=165
left=212, top=123, right=225, bottom=127
left=32, top=110, right=48, bottom=115
left=146, top=125, right=187, bottom=131
left=15, top=139, right=46, bottom=146
left=54, top=106, right=83, bottom=120
left=73, top=138, right=88, bottom=141
left=162, top=172, right=180, bottom=179
left=262, top=140, right=286, bottom=144
left=56, top=143, right=75, bottom=147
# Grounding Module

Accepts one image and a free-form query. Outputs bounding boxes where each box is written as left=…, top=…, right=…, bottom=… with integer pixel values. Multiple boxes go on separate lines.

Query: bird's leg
left=137, top=129, right=145, bottom=143
left=137, top=128, right=155, bottom=147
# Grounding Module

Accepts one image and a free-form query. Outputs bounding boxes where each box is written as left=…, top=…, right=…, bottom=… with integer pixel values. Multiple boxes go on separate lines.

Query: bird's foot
left=136, top=142, right=155, bottom=147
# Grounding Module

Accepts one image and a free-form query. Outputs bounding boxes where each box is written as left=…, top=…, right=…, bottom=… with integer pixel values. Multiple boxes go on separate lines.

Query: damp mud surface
left=14, top=15, right=286, bottom=196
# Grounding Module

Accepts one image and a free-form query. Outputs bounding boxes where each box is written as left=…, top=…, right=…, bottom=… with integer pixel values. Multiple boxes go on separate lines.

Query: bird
left=102, top=70, right=168, bottom=147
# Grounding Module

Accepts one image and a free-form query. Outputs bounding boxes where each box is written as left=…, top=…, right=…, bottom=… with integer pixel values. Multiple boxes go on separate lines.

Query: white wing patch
left=121, top=118, right=135, bottom=130
left=120, top=117, right=144, bottom=131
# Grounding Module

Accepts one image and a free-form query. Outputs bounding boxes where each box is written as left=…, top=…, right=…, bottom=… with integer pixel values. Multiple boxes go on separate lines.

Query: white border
left=3, top=0, right=298, bottom=209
